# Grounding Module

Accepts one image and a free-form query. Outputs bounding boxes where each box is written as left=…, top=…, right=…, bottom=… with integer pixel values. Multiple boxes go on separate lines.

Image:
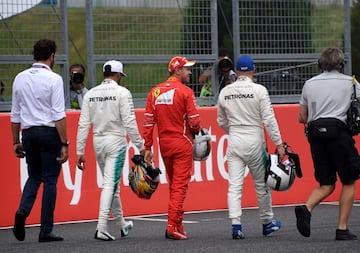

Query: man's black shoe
left=13, top=209, right=26, bottom=241
left=335, top=229, right=358, bottom=240
left=39, top=232, right=64, bottom=242
left=295, top=205, right=311, bottom=237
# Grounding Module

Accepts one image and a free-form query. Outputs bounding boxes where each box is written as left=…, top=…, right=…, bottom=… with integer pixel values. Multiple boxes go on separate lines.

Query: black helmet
left=218, top=57, right=233, bottom=73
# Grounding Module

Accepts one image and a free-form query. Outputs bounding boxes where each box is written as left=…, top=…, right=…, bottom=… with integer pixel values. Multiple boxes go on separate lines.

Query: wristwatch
left=61, top=141, right=69, bottom=147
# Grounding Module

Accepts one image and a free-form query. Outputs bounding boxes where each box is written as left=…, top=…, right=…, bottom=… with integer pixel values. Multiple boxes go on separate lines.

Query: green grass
left=0, top=6, right=183, bottom=98
left=68, top=8, right=88, bottom=66
left=311, top=4, right=345, bottom=52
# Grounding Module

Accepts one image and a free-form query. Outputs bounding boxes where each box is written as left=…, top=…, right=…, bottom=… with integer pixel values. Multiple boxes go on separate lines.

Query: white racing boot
left=121, top=220, right=134, bottom=237
left=94, top=230, right=115, bottom=241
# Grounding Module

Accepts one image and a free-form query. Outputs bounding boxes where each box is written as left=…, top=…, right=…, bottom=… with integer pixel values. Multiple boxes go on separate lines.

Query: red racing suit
left=143, top=76, right=200, bottom=227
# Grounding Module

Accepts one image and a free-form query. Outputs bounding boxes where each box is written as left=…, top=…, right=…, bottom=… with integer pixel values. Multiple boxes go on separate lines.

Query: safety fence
left=0, top=0, right=351, bottom=110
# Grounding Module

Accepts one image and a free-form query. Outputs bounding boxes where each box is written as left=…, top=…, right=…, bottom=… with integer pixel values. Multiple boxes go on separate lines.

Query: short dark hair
left=70, top=63, right=86, bottom=74
left=103, top=64, right=117, bottom=78
left=33, top=39, right=57, bottom=61
left=318, top=47, right=344, bottom=72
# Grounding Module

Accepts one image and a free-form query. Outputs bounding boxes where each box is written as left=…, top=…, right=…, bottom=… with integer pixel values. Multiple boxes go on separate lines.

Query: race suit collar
left=167, top=76, right=182, bottom=82
left=102, top=79, right=119, bottom=85
left=237, top=75, right=252, bottom=82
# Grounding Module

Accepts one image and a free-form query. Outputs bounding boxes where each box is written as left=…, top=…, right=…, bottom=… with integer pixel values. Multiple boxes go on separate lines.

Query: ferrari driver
left=143, top=56, right=201, bottom=240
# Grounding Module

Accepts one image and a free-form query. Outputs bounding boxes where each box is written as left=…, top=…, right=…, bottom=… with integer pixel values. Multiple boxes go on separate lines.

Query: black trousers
left=20, top=126, right=62, bottom=233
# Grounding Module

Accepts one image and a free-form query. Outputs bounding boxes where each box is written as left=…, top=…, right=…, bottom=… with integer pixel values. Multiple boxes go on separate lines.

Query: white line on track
left=130, top=217, right=199, bottom=223
left=2, top=202, right=359, bottom=230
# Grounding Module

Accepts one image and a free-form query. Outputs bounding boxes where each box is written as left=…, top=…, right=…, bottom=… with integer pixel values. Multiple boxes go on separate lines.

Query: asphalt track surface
left=1, top=202, right=360, bottom=253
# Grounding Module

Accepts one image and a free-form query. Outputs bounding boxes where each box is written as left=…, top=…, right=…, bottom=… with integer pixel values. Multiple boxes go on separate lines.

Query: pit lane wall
left=1, top=105, right=360, bottom=228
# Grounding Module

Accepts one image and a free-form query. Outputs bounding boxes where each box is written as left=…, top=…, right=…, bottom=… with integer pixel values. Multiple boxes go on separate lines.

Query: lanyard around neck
left=32, top=64, right=50, bottom=70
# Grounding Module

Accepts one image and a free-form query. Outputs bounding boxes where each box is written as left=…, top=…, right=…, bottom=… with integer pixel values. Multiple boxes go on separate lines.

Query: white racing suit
left=77, top=79, right=144, bottom=233
left=217, top=76, right=282, bottom=225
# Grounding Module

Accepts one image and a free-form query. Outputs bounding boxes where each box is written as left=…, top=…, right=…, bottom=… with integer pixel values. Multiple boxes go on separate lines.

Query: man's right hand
left=13, top=143, right=25, bottom=158
left=276, top=144, right=286, bottom=160
left=76, top=154, right=85, bottom=170
left=56, top=146, right=69, bottom=164
left=144, top=150, right=153, bottom=165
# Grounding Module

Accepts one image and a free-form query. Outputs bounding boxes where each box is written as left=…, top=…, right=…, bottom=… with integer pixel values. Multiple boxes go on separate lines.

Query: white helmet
left=193, top=128, right=212, bottom=161
left=265, top=153, right=296, bottom=191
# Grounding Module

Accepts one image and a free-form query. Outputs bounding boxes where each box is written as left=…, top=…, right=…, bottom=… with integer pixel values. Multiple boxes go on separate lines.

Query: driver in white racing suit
left=217, top=55, right=285, bottom=239
left=76, top=60, right=144, bottom=241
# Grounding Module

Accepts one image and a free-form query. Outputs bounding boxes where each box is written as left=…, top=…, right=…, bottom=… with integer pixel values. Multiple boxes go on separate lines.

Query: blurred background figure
left=70, top=63, right=88, bottom=109
left=199, top=48, right=237, bottom=99
left=0, top=80, right=5, bottom=101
